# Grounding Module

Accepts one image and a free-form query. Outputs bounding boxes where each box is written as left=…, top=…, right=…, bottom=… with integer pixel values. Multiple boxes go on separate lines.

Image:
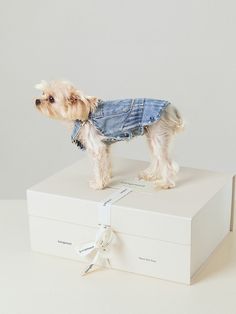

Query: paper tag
left=108, top=177, right=153, bottom=193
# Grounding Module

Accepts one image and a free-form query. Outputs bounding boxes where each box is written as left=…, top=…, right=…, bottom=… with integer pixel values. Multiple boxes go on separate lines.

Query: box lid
left=27, top=157, right=234, bottom=245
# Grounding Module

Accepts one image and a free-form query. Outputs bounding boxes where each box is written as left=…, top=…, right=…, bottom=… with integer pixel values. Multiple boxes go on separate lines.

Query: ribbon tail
left=81, top=251, right=101, bottom=276
left=81, top=263, right=95, bottom=276
left=106, top=258, right=111, bottom=268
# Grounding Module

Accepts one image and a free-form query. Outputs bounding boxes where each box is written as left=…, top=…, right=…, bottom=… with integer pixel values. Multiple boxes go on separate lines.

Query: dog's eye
left=48, top=96, right=55, bottom=103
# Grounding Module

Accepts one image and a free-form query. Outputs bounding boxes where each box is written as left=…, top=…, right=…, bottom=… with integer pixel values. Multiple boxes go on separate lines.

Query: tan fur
left=35, top=80, right=98, bottom=121
left=35, top=80, right=184, bottom=190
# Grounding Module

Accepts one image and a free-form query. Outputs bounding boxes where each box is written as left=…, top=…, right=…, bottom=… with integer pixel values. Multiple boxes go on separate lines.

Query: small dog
left=34, top=80, right=184, bottom=190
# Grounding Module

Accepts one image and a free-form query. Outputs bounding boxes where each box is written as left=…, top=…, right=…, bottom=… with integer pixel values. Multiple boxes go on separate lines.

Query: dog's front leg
left=88, top=146, right=110, bottom=190
left=106, top=144, right=112, bottom=179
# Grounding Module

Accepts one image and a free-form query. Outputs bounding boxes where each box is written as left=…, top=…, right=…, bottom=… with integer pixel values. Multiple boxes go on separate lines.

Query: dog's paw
left=89, top=180, right=107, bottom=190
left=138, top=169, right=158, bottom=181
left=154, top=179, right=176, bottom=190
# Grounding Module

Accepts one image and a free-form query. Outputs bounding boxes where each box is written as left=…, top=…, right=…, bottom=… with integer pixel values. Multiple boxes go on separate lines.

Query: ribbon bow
left=77, top=224, right=115, bottom=276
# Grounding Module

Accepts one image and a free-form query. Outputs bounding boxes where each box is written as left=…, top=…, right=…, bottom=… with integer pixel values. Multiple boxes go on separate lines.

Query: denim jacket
left=71, top=98, right=170, bottom=150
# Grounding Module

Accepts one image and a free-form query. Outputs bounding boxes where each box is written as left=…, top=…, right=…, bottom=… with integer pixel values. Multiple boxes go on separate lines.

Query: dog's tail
left=165, top=104, right=185, bottom=134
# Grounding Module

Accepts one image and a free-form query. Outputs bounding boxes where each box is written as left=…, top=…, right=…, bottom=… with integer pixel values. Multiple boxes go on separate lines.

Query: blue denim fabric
left=71, top=98, right=170, bottom=150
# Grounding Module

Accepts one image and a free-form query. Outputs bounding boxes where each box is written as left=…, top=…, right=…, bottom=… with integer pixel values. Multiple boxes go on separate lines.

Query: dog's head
left=34, top=80, right=97, bottom=121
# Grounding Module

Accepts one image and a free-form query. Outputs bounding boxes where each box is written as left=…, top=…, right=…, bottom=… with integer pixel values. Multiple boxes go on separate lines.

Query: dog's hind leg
left=138, top=127, right=161, bottom=181
left=139, top=120, right=179, bottom=189
left=153, top=132, right=178, bottom=189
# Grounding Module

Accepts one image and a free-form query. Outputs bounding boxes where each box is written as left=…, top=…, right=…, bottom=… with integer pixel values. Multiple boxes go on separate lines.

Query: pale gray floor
left=1, top=200, right=236, bottom=314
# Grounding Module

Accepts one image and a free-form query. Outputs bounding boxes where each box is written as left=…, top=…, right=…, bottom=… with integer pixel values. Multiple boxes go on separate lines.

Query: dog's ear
left=68, top=90, right=90, bottom=121
left=69, top=93, right=79, bottom=105
left=35, top=80, right=48, bottom=91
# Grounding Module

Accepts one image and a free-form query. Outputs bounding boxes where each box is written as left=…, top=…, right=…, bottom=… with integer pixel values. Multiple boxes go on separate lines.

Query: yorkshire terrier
left=34, top=80, right=184, bottom=190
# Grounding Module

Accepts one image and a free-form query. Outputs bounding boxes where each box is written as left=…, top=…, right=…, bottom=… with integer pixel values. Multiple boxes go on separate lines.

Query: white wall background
left=0, top=0, right=236, bottom=198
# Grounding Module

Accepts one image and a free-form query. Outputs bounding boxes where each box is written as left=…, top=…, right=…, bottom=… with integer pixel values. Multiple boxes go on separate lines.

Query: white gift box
left=27, top=157, right=235, bottom=284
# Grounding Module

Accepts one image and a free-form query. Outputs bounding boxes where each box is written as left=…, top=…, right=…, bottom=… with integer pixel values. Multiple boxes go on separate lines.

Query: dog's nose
left=35, top=99, right=41, bottom=106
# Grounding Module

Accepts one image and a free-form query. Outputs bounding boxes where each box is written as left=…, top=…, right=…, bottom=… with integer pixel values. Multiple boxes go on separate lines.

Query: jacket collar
left=71, top=120, right=86, bottom=150
left=71, top=99, right=102, bottom=150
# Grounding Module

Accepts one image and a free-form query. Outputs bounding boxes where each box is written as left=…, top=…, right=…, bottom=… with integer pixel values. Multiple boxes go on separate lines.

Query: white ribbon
left=77, top=187, right=132, bottom=276
left=78, top=224, right=115, bottom=276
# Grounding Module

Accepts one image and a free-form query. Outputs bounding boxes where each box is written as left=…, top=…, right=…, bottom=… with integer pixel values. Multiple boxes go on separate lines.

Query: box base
left=29, top=215, right=191, bottom=284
